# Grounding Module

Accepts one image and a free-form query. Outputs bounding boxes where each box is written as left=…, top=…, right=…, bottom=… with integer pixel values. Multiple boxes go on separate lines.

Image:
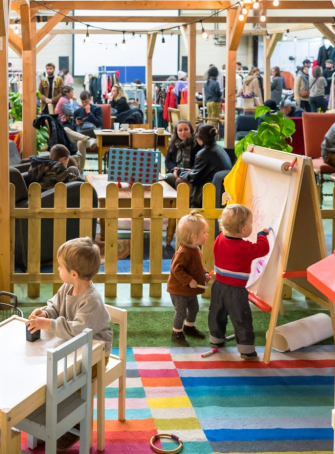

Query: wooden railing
left=10, top=182, right=223, bottom=299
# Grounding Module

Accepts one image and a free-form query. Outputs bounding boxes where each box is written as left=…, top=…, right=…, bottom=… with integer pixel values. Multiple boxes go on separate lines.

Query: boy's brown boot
left=183, top=325, right=206, bottom=339
left=171, top=331, right=190, bottom=347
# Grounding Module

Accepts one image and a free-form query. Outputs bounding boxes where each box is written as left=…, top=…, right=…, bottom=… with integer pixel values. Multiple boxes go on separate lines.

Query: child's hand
left=189, top=279, right=198, bottom=288
left=262, top=228, right=270, bottom=235
left=26, top=315, right=51, bottom=333
left=205, top=274, right=212, bottom=283
left=30, top=308, right=46, bottom=318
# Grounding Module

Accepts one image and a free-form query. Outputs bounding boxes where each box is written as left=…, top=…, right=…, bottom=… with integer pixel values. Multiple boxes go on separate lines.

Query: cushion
left=312, top=157, right=335, bottom=174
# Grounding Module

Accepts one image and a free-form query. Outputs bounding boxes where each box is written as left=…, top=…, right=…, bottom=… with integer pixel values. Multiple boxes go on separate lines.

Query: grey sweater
left=42, top=283, right=113, bottom=355
left=309, top=76, right=327, bottom=98
left=271, top=77, right=283, bottom=105
left=321, top=123, right=335, bottom=157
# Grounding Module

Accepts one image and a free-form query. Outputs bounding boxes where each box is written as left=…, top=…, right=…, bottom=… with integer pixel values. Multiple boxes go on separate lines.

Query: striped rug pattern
left=21, top=345, right=334, bottom=454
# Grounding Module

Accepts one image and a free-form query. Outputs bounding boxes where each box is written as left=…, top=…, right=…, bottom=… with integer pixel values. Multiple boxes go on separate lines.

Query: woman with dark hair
left=270, top=66, right=283, bottom=105
left=54, top=85, right=79, bottom=127
left=165, top=120, right=202, bottom=188
left=177, top=124, right=232, bottom=207
left=309, top=65, right=327, bottom=112
left=204, top=66, right=222, bottom=124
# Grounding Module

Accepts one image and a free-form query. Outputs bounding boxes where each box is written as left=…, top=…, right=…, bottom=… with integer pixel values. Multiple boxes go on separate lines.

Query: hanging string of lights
left=25, top=0, right=280, bottom=47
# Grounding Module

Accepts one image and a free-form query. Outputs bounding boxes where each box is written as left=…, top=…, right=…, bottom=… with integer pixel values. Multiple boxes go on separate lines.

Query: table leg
left=99, top=199, right=106, bottom=242
left=96, top=347, right=105, bottom=451
left=97, top=136, right=103, bottom=174
left=0, top=411, right=11, bottom=454
left=166, top=200, right=176, bottom=246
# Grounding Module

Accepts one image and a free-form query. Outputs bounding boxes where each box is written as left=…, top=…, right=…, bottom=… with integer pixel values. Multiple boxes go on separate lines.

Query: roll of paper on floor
left=225, top=334, right=235, bottom=341
left=201, top=348, right=219, bottom=358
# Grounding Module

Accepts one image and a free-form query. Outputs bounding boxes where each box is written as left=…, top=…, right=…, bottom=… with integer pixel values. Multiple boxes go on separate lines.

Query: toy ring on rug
left=150, top=433, right=183, bottom=453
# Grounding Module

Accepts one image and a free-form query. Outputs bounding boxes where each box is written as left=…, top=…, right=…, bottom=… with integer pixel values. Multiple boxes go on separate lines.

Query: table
left=94, top=129, right=171, bottom=174
left=0, top=316, right=106, bottom=453
left=86, top=174, right=177, bottom=245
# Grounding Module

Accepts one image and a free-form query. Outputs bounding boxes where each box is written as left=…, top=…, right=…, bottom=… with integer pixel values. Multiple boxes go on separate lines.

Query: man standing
left=323, top=59, right=335, bottom=97
left=38, top=63, right=64, bottom=114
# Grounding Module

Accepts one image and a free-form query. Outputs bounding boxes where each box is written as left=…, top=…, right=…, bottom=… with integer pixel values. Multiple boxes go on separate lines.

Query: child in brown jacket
left=167, top=211, right=211, bottom=346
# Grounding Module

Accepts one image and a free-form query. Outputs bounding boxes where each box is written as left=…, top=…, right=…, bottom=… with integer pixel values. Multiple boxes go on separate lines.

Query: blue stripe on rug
left=181, top=376, right=334, bottom=387
left=94, top=408, right=152, bottom=420
left=204, top=428, right=333, bottom=442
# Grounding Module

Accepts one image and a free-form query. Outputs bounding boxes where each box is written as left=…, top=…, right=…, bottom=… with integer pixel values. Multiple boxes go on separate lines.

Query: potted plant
left=235, top=105, right=296, bottom=157
left=9, top=91, right=49, bottom=153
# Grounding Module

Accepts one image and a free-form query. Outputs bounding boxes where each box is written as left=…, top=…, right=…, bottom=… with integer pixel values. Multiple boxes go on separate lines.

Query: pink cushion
left=312, top=157, right=335, bottom=174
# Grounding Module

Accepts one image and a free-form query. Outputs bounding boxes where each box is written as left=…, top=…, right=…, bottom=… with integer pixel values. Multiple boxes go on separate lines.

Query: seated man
left=64, top=90, right=103, bottom=173
left=28, top=144, right=83, bottom=191
left=279, top=100, right=304, bottom=118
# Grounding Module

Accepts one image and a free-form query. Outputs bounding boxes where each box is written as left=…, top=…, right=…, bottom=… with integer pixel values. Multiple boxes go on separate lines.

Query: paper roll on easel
left=242, top=152, right=291, bottom=175
left=268, top=313, right=333, bottom=352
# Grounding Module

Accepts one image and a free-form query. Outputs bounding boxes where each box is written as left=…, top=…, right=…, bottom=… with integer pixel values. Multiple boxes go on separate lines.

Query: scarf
left=175, top=137, right=194, bottom=169
left=299, top=71, right=309, bottom=90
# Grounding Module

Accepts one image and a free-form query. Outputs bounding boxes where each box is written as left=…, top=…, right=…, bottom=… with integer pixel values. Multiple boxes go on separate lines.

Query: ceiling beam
left=314, top=23, right=335, bottom=46
left=31, top=9, right=71, bottom=47
left=180, top=24, right=188, bottom=49
left=28, top=1, right=334, bottom=10
left=36, top=33, right=56, bottom=53
left=229, top=4, right=249, bottom=51
left=266, top=32, right=283, bottom=58
left=8, top=26, right=22, bottom=55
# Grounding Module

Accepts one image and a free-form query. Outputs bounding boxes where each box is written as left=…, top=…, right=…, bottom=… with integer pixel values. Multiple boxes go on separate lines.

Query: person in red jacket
left=209, top=204, right=270, bottom=360
left=167, top=211, right=211, bottom=346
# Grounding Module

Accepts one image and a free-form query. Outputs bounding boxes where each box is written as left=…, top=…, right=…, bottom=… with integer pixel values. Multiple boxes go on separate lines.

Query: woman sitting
left=177, top=124, right=232, bottom=208
left=54, top=86, right=79, bottom=127
left=165, top=120, right=202, bottom=188
left=108, top=85, right=130, bottom=120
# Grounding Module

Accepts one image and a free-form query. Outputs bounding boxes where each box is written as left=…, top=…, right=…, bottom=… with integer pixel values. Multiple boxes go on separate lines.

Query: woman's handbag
left=299, top=89, right=309, bottom=98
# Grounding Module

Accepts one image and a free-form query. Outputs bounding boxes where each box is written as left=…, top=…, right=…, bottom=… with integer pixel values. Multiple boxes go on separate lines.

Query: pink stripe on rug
left=139, top=369, right=179, bottom=378
left=133, top=347, right=170, bottom=354
left=145, top=387, right=187, bottom=398
left=102, top=398, right=149, bottom=410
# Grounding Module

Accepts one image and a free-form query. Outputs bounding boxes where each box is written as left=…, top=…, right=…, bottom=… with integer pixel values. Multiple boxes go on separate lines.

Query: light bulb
left=239, top=13, right=245, bottom=21
left=161, top=30, right=165, bottom=43
left=260, top=12, right=266, bottom=22
left=242, top=7, right=248, bottom=14
left=266, top=32, right=271, bottom=40
left=283, top=35, right=287, bottom=41
left=85, top=27, right=90, bottom=42
left=273, top=0, right=279, bottom=5
left=294, top=36, right=297, bottom=42
left=253, top=1, right=260, bottom=9
left=200, top=21, right=208, bottom=40
left=122, top=31, right=126, bottom=46
left=14, top=26, right=19, bottom=35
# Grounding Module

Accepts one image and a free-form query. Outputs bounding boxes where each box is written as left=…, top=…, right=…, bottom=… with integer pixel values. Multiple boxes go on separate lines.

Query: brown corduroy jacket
left=38, top=76, right=64, bottom=111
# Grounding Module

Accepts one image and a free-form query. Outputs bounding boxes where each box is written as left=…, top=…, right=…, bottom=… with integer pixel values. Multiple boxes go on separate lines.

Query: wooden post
left=225, top=8, right=237, bottom=148
left=0, top=0, right=11, bottom=292
left=263, top=35, right=271, bottom=101
left=146, top=33, right=157, bottom=128
left=188, top=22, right=196, bottom=128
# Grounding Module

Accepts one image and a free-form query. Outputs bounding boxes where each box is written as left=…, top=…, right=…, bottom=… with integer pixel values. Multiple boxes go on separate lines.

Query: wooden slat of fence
left=80, top=183, right=93, bottom=238
left=149, top=183, right=163, bottom=298
left=105, top=183, right=119, bottom=298
left=28, top=184, right=41, bottom=298
left=175, top=183, right=190, bottom=251
left=131, top=184, right=144, bottom=298
left=10, top=185, right=15, bottom=293
left=53, top=183, right=68, bottom=294
left=202, top=184, right=216, bottom=298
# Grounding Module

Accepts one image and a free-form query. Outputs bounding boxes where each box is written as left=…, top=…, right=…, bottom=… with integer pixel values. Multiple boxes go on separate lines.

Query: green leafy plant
left=235, top=105, right=296, bottom=157
left=9, top=91, right=49, bottom=152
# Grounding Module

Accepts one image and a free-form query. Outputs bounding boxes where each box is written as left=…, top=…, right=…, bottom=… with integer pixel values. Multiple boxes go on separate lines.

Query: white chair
left=16, top=328, right=93, bottom=454
left=91, top=306, right=127, bottom=445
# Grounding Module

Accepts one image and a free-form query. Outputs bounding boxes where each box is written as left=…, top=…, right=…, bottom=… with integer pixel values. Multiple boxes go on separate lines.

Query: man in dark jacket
left=279, top=100, right=304, bottom=118
left=323, top=59, right=335, bottom=96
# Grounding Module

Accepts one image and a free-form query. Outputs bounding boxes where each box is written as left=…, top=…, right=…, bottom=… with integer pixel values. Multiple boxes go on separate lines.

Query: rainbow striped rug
left=22, top=345, right=334, bottom=454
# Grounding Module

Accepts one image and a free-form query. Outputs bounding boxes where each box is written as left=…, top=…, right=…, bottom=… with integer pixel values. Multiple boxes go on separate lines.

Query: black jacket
left=33, top=114, right=77, bottom=155
left=110, top=97, right=130, bottom=115
left=318, top=45, right=335, bottom=70
left=115, top=108, right=144, bottom=125
left=323, top=68, right=335, bottom=95
left=165, top=142, right=202, bottom=173
left=179, top=143, right=232, bottom=207
left=72, top=104, right=103, bottom=129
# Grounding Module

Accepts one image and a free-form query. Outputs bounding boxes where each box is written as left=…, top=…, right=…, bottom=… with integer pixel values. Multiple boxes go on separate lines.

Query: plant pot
left=242, top=97, right=255, bottom=108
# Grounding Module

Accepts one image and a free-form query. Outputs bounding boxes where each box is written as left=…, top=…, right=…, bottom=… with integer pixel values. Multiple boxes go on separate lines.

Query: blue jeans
left=310, top=96, right=327, bottom=113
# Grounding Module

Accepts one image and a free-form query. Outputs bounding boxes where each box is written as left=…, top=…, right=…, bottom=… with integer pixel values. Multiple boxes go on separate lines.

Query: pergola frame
left=1, top=0, right=335, bottom=291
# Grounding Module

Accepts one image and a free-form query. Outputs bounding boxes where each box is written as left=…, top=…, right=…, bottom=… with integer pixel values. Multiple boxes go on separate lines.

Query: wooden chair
left=16, top=329, right=93, bottom=454
left=129, top=124, right=150, bottom=129
left=90, top=306, right=127, bottom=445
left=168, top=108, right=180, bottom=134
left=177, top=104, right=200, bottom=121
left=0, top=428, right=21, bottom=454
left=130, top=132, right=157, bottom=149
left=302, top=112, right=335, bottom=202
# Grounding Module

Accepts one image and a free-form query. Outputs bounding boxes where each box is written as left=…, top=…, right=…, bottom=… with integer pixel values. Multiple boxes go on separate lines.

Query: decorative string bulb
left=273, top=0, right=279, bottom=5
left=122, top=31, right=126, bottom=46
left=239, top=13, right=245, bottom=21
left=200, top=21, right=208, bottom=40
left=266, top=31, right=271, bottom=40
left=242, top=7, right=248, bottom=14
left=85, top=26, right=90, bottom=42
left=294, top=36, right=297, bottom=42
left=253, top=1, right=260, bottom=9
left=161, top=30, right=165, bottom=43
left=14, top=26, right=19, bottom=35
left=115, top=43, right=118, bottom=47
left=260, top=11, right=266, bottom=22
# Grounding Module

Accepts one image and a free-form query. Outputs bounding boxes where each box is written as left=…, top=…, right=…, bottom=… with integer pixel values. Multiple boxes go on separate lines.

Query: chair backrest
left=129, top=124, right=149, bottom=129
left=97, top=104, right=112, bottom=129
left=302, top=112, right=335, bottom=158
left=168, top=108, right=180, bottom=125
left=9, top=140, right=21, bottom=166
left=286, top=117, right=305, bottom=156
left=131, top=132, right=157, bottom=149
left=105, top=305, right=127, bottom=361
left=9, top=166, right=28, bottom=204
left=177, top=104, right=200, bottom=121
left=235, top=115, right=258, bottom=133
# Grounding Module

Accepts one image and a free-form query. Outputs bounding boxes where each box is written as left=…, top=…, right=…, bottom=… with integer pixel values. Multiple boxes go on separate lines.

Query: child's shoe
left=240, top=351, right=258, bottom=361
left=172, top=331, right=190, bottom=347
left=183, top=325, right=206, bottom=339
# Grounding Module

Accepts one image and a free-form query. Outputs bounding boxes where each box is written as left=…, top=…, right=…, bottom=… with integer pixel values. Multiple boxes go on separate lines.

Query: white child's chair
left=16, top=328, right=93, bottom=454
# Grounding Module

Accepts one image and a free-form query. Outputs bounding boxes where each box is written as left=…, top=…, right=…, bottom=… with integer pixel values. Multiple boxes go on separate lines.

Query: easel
left=231, top=147, right=335, bottom=364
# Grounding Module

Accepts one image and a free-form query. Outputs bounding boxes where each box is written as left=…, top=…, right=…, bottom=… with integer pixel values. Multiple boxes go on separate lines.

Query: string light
left=239, top=13, right=245, bottom=21
left=253, top=1, right=260, bottom=9
left=283, top=30, right=289, bottom=41
left=161, top=29, right=165, bottom=43
left=85, top=26, right=90, bottom=42
left=266, top=31, right=271, bottom=39
left=242, top=7, right=248, bottom=14
left=260, top=11, right=266, bottom=22
left=273, top=0, right=279, bottom=5
left=122, top=31, right=126, bottom=46
left=294, top=36, right=297, bottom=42
left=14, top=26, right=19, bottom=35
left=200, top=21, right=208, bottom=40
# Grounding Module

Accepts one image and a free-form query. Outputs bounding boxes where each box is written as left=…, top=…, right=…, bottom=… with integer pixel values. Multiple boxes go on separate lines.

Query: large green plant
left=235, top=105, right=296, bottom=157
left=9, top=91, right=49, bottom=152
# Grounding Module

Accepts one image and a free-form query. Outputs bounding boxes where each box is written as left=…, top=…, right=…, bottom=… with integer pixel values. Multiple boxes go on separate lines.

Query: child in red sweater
left=209, top=204, right=270, bottom=360
left=167, top=211, right=211, bottom=347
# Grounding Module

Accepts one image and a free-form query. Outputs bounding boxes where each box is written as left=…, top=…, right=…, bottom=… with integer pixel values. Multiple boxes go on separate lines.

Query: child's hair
left=50, top=144, right=70, bottom=162
left=177, top=210, right=208, bottom=246
left=57, top=237, right=101, bottom=280
left=219, top=204, right=252, bottom=235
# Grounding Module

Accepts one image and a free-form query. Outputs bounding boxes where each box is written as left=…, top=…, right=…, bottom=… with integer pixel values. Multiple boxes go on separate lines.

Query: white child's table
left=0, top=316, right=106, bottom=453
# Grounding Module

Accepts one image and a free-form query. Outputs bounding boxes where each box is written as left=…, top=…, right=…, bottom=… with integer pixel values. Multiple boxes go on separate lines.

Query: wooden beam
left=20, top=4, right=31, bottom=50
left=314, top=23, right=335, bottom=46
left=8, top=27, right=22, bottom=55
left=36, top=33, right=56, bottom=53
left=225, top=8, right=236, bottom=149
left=263, top=35, right=271, bottom=101
left=229, top=4, right=250, bottom=51
left=16, top=0, right=30, bottom=5
left=180, top=24, right=188, bottom=50
left=146, top=33, right=157, bottom=128
left=28, top=1, right=335, bottom=9
left=31, top=9, right=70, bottom=47
left=266, top=32, right=283, bottom=59
left=188, top=22, right=196, bottom=128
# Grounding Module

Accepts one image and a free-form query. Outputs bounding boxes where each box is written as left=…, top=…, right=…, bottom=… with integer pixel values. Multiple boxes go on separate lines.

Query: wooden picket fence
left=10, top=182, right=223, bottom=299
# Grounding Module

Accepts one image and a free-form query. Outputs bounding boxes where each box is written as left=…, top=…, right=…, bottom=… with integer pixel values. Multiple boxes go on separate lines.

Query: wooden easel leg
left=263, top=281, right=284, bottom=364
left=328, top=299, right=335, bottom=343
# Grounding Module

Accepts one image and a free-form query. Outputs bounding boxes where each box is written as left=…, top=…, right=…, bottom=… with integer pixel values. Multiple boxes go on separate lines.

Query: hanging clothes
left=328, top=74, right=335, bottom=110
left=281, top=71, right=294, bottom=90
left=163, top=84, right=177, bottom=121
left=317, top=45, right=335, bottom=69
